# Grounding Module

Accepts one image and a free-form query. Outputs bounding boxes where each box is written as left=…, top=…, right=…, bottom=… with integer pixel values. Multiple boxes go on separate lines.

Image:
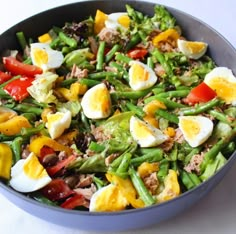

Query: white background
left=1, top=1, right=236, bottom=234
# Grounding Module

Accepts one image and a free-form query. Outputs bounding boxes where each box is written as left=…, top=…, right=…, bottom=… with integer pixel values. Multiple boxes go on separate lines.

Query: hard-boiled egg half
left=177, top=39, right=208, bottom=60
left=81, top=83, right=112, bottom=119
left=89, top=183, right=128, bottom=212
left=178, top=116, right=213, bottom=147
left=129, top=61, right=158, bottom=91
left=105, top=12, right=130, bottom=30
left=9, top=152, right=51, bottom=193
left=204, top=67, right=236, bottom=105
left=30, top=43, right=64, bottom=72
left=130, top=116, right=168, bottom=147
left=46, top=110, right=72, bottom=139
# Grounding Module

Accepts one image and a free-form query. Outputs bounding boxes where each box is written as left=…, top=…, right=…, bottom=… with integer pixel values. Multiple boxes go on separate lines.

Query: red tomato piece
left=127, top=48, right=148, bottom=59
left=3, top=56, right=43, bottom=77
left=185, top=82, right=217, bottom=105
left=40, top=146, right=55, bottom=158
left=0, top=71, right=12, bottom=84
left=60, top=193, right=87, bottom=209
left=41, top=178, right=75, bottom=201
left=3, top=76, right=35, bottom=101
left=46, top=155, right=76, bottom=177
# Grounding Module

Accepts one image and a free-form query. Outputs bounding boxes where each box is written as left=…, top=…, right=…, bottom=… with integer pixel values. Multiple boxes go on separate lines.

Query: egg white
left=81, top=83, right=112, bottom=119
left=204, top=67, right=236, bottom=105
left=30, top=43, right=64, bottom=71
left=89, top=184, right=128, bottom=212
left=129, top=61, right=157, bottom=91
left=105, top=12, right=130, bottom=30
left=177, top=39, right=208, bottom=60
left=130, top=116, right=168, bottom=147
left=46, top=110, right=72, bottom=139
left=178, top=116, right=213, bottom=147
left=9, top=153, right=51, bottom=193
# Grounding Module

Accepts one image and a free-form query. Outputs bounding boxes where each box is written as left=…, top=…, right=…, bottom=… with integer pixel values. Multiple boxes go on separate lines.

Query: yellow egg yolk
left=117, top=15, right=130, bottom=28
left=133, top=120, right=153, bottom=139
left=180, top=118, right=200, bottom=140
left=32, top=48, right=49, bottom=67
left=90, top=87, right=111, bottom=114
left=131, top=63, right=150, bottom=85
left=47, top=113, right=63, bottom=127
left=207, top=77, right=236, bottom=103
left=185, top=41, right=206, bottom=53
left=94, top=184, right=128, bottom=211
left=23, top=154, right=48, bottom=179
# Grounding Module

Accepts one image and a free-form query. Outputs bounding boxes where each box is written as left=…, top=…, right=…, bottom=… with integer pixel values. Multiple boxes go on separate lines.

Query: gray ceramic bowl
left=0, top=0, right=236, bottom=231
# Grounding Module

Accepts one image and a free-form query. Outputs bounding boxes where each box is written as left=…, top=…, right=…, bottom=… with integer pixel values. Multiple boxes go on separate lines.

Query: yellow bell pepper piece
left=0, top=115, right=31, bottom=136
left=0, top=143, right=13, bottom=180
left=143, top=100, right=166, bottom=116
left=56, top=83, right=87, bottom=101
left=94, top=9, right=108, bottom=34
left=0, top=111, right=17, bottom=123
left=29, top=135, right=72, bottom=156
left=152, top=28, right=180, bottom=48
left=156, top=169, right=180, bottom=202
left=164, top=127, right=176, bottom=137
left=38, top=33, right=52, bottom=43
left=138, top=162, right=159, bottom=178
left=106, top=173, right=145, bottom=208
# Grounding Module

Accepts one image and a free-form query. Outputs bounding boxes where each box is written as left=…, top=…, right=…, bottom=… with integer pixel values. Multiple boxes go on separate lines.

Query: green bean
left=155, top=109, right=179, bottom=124
left=147, top=57, right=154, bottom=69
left=93, top=176, right=106, bottom=190
left=152, top=49, right=173, bottom=77
left=50, top=37, right=61, bottom=49
left=179, top=98, right=221, bottom=116
left=125, top=33, right=141, bottom=51
left=14, top=104, right=42, bottom=115
left=88, top=71, right=122, bottom=80
left=79, top=78, right=100, bottom=87
left=157, top=159, right=169, bottom=181
left=109, top=61, right=129, bottom=81
left=0, top=89, right=11, bottom=98
left=11, top=136, right=23, bottom=163
left=116, top=153, right=132, bottom=174
left=184, top=147, right=201, bottom=165
left=180, top=170, right=198, bottom=190
left=209, top=109, right=236, bottom=127
left=105, top=44, right=121, bottom=63
left=200, top=127, right=236, bottom=173
left=58, top=31, right=77, bottom=48
left=96, top=41, right=106, bottom=71
left=20, top=123, right=45, bottom=137
left=129, top=167, right=156, bottom=206
left=60, top=78, right=77, bottom=87
left=126, top=102, right=145, bottom=118
left=16, top=31, right=27, bottom=51
left=152, top=87, right=165, bottom=95
left=111, top=88, right=152, bottom=100
left=131, top=148, right=163, bottom=167
left=156, top=89, right=189, bottom=98
left=144, top=95, right=185, bottom=109
left=115, top=53, right=132, bottom=64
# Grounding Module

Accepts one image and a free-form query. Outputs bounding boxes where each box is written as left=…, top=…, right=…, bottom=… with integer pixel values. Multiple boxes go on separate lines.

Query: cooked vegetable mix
left=0, top=4, right=236, bottom=212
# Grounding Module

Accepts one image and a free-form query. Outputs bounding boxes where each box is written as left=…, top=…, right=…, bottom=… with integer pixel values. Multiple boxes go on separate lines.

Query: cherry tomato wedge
left=127, top=48, right=148, bottom=59
left=60, top=193, right=87, bottom=209
left=3, top=56, right=43, bottom=77
left=0, top=71, right=12, bottom=84
left=46, top=155, right=76, bottom=177
left=41, top=178, right=75, bottom=201
left=185, top=82, right=217, bottom=105
left=3, top=76, right=35, bottom=101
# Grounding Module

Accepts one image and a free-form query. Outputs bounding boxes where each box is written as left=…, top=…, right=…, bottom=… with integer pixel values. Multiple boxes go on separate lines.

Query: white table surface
left=1, top=1, right=236, bottom=234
